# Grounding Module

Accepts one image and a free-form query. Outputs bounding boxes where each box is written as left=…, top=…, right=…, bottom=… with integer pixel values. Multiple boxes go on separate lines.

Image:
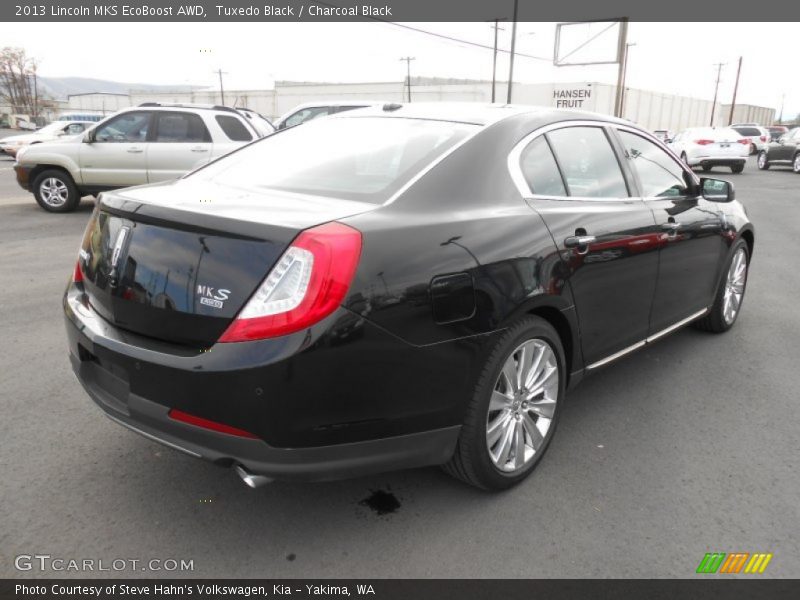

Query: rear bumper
left=71, top=352, right=459, bottom=481
left=687, top=156, right=747, bottom=167
left=64, top=287, right=474, bottom=481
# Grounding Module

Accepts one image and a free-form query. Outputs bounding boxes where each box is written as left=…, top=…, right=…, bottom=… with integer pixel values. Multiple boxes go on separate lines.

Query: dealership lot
left=0, top=153, right=798, bottom=578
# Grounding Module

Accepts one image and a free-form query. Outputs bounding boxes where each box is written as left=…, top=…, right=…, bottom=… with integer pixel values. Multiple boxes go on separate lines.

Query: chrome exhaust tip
left=235, top=464, right=273, bottom=488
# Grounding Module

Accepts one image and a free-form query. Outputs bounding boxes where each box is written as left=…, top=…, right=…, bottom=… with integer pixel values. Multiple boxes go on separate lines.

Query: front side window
left=546, top=126, right=629, bottom=198
left=618, top=130, right=690, bottom=198
left=191, top=116, right=477, bottom=203
left=154, top=113, right=210, bottom=143
left=94, top=112, right=151, bottom=143
left=520, top=136, right=566, bottom=196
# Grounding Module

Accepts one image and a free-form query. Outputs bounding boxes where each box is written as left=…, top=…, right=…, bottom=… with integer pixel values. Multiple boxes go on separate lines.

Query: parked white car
left=667, top=127, right=750, bottom=173
left=730, top=125, right=770, bottom=155
left=14, top=103, right=266, bottom=212
left=274, top=101, right=389, bottom=130
left=1, top=120, right=94, bottom=158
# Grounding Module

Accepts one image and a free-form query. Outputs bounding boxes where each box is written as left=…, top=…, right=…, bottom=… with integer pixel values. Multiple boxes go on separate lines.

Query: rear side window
left=216, top=115, right=253, bottom=142
left=520, top=136, right=566, bottom=196
left=617, top=130, right=690, bottom=198
left=154, top=113, right=210, bottom=143
left=546, top=126, right=629, bottom=198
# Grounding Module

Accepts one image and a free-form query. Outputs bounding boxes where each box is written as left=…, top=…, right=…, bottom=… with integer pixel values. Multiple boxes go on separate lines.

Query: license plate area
left=78, top=344, right=131, bottom=416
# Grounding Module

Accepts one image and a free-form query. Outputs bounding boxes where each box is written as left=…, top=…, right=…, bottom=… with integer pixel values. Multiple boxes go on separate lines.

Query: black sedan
left=64, top=104, right=754, bottom=491
left=757, top=127, right=800, bottom=173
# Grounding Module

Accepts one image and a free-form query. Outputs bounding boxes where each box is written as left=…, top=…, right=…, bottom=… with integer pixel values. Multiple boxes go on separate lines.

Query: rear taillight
left=760, top=135, right=767, bottom=142
left=219, top=222, right=362, bottom=342
left=168, top=408, right=260, bottom=439
left=737, top=139, right=749, bottom=145
left=694, top=139, right=714, bottom=146
left=72, top=260, right=83, bottom=283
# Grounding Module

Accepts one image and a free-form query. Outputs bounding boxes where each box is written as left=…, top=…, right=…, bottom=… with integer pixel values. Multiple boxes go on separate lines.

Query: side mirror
left=700, top=177, right=735, bottom=203
left=664, top=138, right=673, bottom=144
left=83, top=131, right=94, bottom=143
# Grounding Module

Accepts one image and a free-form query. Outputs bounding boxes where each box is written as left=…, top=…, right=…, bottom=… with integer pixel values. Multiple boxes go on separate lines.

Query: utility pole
left=613, top=18, right=629, bottom=117
left=215, top=68, right=228, bottom=105
left=400, top=57, right=415, bottom=102
left=506, top=0, right=519, bottom=103
left=618, top=42, right=636, bottom=119
left=777, top=92, right=785, bottom=124
left=709, top=62, right=725, bottom=126
left=32, top=62, right=38, bottom=120
left=727, top=57, right=742, bottom=126
left=490, top=19, right=506, bottom=103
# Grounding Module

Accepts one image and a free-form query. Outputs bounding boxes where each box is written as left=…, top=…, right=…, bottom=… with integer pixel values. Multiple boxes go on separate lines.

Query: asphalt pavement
left=0, top=154, right=798, bottom=578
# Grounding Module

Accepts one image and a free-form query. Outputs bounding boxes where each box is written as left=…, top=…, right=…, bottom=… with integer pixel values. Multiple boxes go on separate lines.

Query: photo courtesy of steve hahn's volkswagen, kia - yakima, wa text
left=0, top=0, right=799, bottom=597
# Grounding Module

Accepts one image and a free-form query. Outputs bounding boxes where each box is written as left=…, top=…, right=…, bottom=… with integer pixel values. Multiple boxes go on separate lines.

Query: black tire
left=442, top=317, right=566, bottom=491
left=749, top=143, right=757, bottom=155
left=32, top=169, right=80, bottom=213
left=730, top=164, right=744, bottom=174
left=702, top=164, right=713, bottom=172
left=693, top=239, right=749, bottom=334
left=757, top=151, right=770, bottom=170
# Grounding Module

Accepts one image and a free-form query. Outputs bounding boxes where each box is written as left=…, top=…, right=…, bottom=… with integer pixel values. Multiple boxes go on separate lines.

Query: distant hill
left=37, top=77, right=198, bottom=100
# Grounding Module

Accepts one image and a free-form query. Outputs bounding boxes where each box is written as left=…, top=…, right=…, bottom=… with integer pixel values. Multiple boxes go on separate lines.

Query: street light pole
left=618, top=42, right=636, bottom=119
left=490, top=20, right=506, bottom=103
left=506, top=0, right=519, bottom=104
left=400, top=56, right=415, bottom=102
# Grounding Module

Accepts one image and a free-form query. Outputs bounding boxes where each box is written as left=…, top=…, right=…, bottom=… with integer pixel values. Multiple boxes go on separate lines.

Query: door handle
left=191, top=147, right=209, bottom=153
left=564, top=235, right=596, bottom=248
left=661, top=221, right=681, bottom=231
left=126, top=147, right=143, bottom=153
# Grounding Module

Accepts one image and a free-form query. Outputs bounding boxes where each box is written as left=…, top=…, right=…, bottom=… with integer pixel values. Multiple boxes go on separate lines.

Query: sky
left=2, top=21, right=798, bottom=119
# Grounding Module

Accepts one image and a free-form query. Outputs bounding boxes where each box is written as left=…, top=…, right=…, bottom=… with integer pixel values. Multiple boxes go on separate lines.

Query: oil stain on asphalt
left=359, top=488, right=401, bottom=516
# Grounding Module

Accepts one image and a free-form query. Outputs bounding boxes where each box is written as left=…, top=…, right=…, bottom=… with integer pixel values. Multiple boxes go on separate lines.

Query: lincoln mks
left=64, top=104, right=754, bottom=490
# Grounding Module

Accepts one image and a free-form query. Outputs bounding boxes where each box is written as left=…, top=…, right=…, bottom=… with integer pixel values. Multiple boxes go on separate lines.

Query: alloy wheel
left=486, top=339, right=558, bottom=473
left=794, top=154, right=800, bottom=173
left=40, top=177, right=69, bottom=207
left=722, top=247, right=747, bottom=325
left=758, top=153, right=767, bottom=169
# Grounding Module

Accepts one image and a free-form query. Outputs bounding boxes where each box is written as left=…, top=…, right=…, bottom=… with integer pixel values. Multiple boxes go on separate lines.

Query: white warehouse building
left=63, top=79, right=775, bottom=131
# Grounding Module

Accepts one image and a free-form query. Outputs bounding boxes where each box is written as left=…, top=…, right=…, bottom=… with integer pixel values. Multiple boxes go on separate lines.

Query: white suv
left=14, top=104, right=266, bottom=212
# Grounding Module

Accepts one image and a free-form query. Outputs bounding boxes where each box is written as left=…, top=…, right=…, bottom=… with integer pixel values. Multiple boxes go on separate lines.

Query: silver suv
left=14, top=103, right=267, bottom=212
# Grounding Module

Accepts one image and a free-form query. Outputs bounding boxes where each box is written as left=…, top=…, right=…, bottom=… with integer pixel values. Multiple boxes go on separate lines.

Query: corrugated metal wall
left=63, top=81, right=776, bottom=131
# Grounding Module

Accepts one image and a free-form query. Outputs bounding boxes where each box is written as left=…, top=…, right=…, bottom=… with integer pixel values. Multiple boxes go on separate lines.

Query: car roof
left=327, top=102, right=632, bottom=128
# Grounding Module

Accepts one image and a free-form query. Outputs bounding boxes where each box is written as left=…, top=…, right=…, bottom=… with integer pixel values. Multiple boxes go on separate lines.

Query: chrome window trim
left=507, top=120, right=634, bottom=203
left=586, top=308, right=708, bottom=370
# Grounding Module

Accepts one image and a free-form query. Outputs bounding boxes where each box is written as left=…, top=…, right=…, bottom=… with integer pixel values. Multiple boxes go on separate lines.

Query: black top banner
left=2, top=0, right=800, bottom=22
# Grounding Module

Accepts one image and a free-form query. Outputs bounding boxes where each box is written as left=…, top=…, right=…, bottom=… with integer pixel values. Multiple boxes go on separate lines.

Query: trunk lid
left=78, top=180, right=376, bottom=347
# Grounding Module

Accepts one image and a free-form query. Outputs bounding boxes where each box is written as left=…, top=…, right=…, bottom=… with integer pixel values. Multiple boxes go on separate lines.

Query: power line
left=383, top=21, right=551, bottom=62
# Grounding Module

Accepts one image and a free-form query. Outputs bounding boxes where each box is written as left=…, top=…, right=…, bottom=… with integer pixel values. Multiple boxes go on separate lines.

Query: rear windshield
left=191, top=116, right=478, bottom=203
left=733, top=127, right=761, bottom=136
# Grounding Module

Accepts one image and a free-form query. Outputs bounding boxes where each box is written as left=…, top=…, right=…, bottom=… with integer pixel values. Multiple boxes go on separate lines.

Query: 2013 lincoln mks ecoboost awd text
left=64, top=104, right=754, bottom=490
